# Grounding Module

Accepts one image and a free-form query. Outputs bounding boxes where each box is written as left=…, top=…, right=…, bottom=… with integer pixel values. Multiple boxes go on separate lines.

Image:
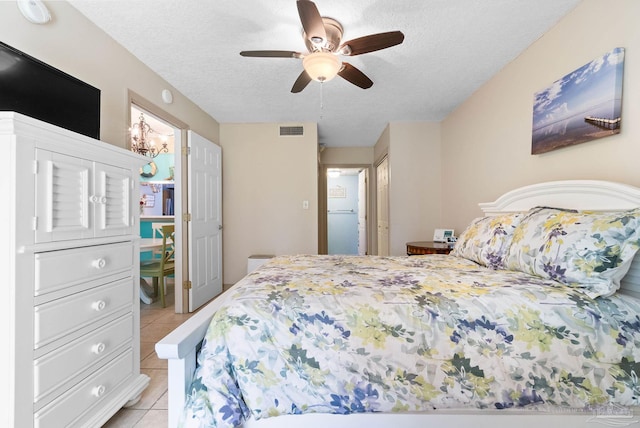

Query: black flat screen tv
left=0, top=41, right=100, bottom=139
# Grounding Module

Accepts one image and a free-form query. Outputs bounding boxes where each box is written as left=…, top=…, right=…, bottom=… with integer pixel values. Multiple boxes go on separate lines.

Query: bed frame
left=156, top=180, right=640, bottom=428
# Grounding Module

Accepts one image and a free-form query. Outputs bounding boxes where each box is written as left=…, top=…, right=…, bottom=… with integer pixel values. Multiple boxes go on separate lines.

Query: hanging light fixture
left=130, top=113, right=168, bottom=158
left=303, top=52, right=342, bottom=82
left=327, top=168, right=341, bottom=178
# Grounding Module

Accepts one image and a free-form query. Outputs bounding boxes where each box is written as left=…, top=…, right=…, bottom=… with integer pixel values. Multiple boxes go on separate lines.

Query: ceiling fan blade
left=240, top=50, right=302, bottom=58
left=340, top=31, right=405, bottom=56
left=291, top=70, right=312, bottom=93
left=338, top=62, right=373, bottom=89
left=297, top=0, right=326, bottom=44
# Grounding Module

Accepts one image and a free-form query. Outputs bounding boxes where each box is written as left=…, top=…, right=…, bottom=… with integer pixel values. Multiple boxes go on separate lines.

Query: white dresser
left=0, top=112, right=150, bottom=427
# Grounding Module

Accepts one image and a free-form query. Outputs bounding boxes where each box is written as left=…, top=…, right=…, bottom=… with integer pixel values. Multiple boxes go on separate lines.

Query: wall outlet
left=302, top=200, right=309, bottom=210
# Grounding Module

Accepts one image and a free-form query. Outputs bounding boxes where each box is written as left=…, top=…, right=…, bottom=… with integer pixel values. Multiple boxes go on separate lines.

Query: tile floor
left=103, top=281, right=195, bottom=427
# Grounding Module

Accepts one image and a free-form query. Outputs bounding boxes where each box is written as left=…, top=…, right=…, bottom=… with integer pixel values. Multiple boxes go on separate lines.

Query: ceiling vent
left=279, top=125, right=304, bottom=136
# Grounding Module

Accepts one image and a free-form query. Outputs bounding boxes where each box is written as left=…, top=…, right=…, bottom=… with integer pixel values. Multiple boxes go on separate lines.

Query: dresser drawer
left=34, top=314, right=133, bottom=405
left=34, top=278, right=133, bottom=350
left=34, top=350, right=134, bottom=428
left=35, top=242, right=133, bottom=297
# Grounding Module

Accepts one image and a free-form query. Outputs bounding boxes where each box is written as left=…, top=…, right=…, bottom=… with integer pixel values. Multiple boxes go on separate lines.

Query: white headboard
left=478, top=180, right=640, bottom=297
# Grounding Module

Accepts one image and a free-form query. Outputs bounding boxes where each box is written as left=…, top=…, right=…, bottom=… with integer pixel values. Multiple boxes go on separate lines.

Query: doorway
left=129, top=92, right=190, bottom=312
left=325, top=167, right=369, bottom=255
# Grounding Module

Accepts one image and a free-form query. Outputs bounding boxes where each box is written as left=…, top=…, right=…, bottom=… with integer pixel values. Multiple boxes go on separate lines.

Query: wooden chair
left=150, top=222, right=169, bottom=257
left=151, top=222, right=164, bottom=238
left=140, top=224, right=175, bottom=308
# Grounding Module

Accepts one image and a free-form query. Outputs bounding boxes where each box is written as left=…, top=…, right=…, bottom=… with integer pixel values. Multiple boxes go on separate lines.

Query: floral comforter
left=181, top=255, right=640, bottom=427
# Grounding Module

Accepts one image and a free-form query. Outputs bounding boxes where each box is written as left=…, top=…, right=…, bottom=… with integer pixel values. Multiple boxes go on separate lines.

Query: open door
left=357, top=169, right=367, bottom=255
left=187, top=131, right=222, bottom=311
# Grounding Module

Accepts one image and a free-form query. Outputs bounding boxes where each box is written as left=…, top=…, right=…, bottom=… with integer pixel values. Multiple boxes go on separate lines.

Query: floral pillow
left=503, top=206, right=640, bottom=298
left=451, top=213, right=524, bottom=269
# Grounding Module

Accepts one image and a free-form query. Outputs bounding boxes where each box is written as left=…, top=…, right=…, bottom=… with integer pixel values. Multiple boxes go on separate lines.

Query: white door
left=376, top=157, right=389, bottom=256
left=357, top=169, right=367, bottom=255
left=188, top=131, right=222, bottom=311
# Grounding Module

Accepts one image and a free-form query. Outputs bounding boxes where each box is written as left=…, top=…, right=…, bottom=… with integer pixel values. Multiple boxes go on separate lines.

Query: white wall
left=220, top=123, right=319, bottom=284
left=441, top=0, right=640, bottom=231
left=0, top=1, right=219, bottom=147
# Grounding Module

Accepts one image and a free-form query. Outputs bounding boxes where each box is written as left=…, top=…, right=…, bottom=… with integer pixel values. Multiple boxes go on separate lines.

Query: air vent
left=279, top=126, right=304, bottom=136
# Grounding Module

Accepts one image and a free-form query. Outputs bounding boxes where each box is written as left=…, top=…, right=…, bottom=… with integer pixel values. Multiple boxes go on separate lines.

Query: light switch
left=302, top=200, right=309, bottom=210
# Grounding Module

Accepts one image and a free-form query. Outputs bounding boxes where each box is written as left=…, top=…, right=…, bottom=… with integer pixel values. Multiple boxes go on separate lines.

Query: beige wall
left=220, top=123, right=319, bottom=284
left=376, top=122, right=442, bottom=255
left=0, top=1, right=219, bottom=147
left=442, top=0, right=640, bottom=232
left=374, top=126, right=391, bottom=164
left=320, top=147, right=374, bottom=165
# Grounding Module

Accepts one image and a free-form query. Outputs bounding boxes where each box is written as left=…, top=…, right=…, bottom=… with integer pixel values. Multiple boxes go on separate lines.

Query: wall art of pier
left=584, top=116, right=621, bottom=130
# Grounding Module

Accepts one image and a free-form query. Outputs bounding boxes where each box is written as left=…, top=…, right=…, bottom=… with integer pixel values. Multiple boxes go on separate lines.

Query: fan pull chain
left=319, top=81, right=324, bottom=120
left=320, top=81, right=332, bottom=120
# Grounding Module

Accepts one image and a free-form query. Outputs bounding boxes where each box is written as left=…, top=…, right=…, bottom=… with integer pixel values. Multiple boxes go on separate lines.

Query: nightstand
left=406, top=241, right=453, bottom=255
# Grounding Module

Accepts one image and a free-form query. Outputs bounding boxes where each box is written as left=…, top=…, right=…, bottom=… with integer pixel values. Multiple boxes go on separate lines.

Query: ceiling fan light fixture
left=327, top=168, right=341, bottom=178
left=303, top=52, right=341, bottom=82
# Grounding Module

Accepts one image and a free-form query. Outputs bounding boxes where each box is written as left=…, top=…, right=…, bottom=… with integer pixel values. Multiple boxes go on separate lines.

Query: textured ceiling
left=68, top=0, right=581, bottom=147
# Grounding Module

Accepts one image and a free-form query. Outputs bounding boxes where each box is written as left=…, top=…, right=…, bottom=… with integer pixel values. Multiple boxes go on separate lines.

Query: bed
left=156, top=180, right=640, bottom=428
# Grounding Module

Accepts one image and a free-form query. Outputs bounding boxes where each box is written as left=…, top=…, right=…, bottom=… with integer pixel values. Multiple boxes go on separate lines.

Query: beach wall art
left=531, top=47, right=624, bottom=155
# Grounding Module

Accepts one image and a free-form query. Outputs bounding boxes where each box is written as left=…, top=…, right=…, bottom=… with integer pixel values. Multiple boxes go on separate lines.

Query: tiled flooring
left=103, top=281, right=195, bottom=427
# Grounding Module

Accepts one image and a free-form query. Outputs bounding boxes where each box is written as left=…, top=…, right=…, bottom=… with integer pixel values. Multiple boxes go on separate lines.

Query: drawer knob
left=91, top=342, right=106, bottom=355
left=91, top=300, right=107, bottom=311
left=91, top=385, right=106, bottom=398
left=92, top=258, right=107, bottom=269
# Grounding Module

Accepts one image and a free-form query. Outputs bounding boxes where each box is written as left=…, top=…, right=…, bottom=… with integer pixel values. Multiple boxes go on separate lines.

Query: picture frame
left=531, top=47, right=624, bottom=154
left=328, top=185, right=346, bottom=198
left=433, top=228, right=454, bottom=243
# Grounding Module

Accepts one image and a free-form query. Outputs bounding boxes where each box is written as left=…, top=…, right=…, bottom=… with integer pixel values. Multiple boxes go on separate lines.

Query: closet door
left=376, top=156, right=389, bottom=256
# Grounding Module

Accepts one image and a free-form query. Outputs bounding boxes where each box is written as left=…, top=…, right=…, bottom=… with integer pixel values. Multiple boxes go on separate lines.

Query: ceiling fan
left=240, top=0, right=405, bottom=93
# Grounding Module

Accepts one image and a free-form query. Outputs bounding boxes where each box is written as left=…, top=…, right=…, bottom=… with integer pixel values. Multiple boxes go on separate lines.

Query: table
left=406, top=241, right=453, bottom=255
left=140, top=237, right=165, bottom=252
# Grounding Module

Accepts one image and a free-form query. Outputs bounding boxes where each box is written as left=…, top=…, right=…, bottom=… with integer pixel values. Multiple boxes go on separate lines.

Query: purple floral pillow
left=451, top=213, right=523, bottom=269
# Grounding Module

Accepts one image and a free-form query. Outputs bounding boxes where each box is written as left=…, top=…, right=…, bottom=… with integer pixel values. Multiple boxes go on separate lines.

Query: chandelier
left=130, top=113, right=168, bottom=158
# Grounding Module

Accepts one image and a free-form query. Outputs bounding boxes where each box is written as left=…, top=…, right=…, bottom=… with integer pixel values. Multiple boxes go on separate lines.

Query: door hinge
left=182, top=146, right=191, bottom=156
left=184, top=213, right=192, bottom=222
left=33, top=216, right=38, bottom=230
left=33, top=160, right=39, bottom=174
left=183, top=280, right=192, bottom=290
